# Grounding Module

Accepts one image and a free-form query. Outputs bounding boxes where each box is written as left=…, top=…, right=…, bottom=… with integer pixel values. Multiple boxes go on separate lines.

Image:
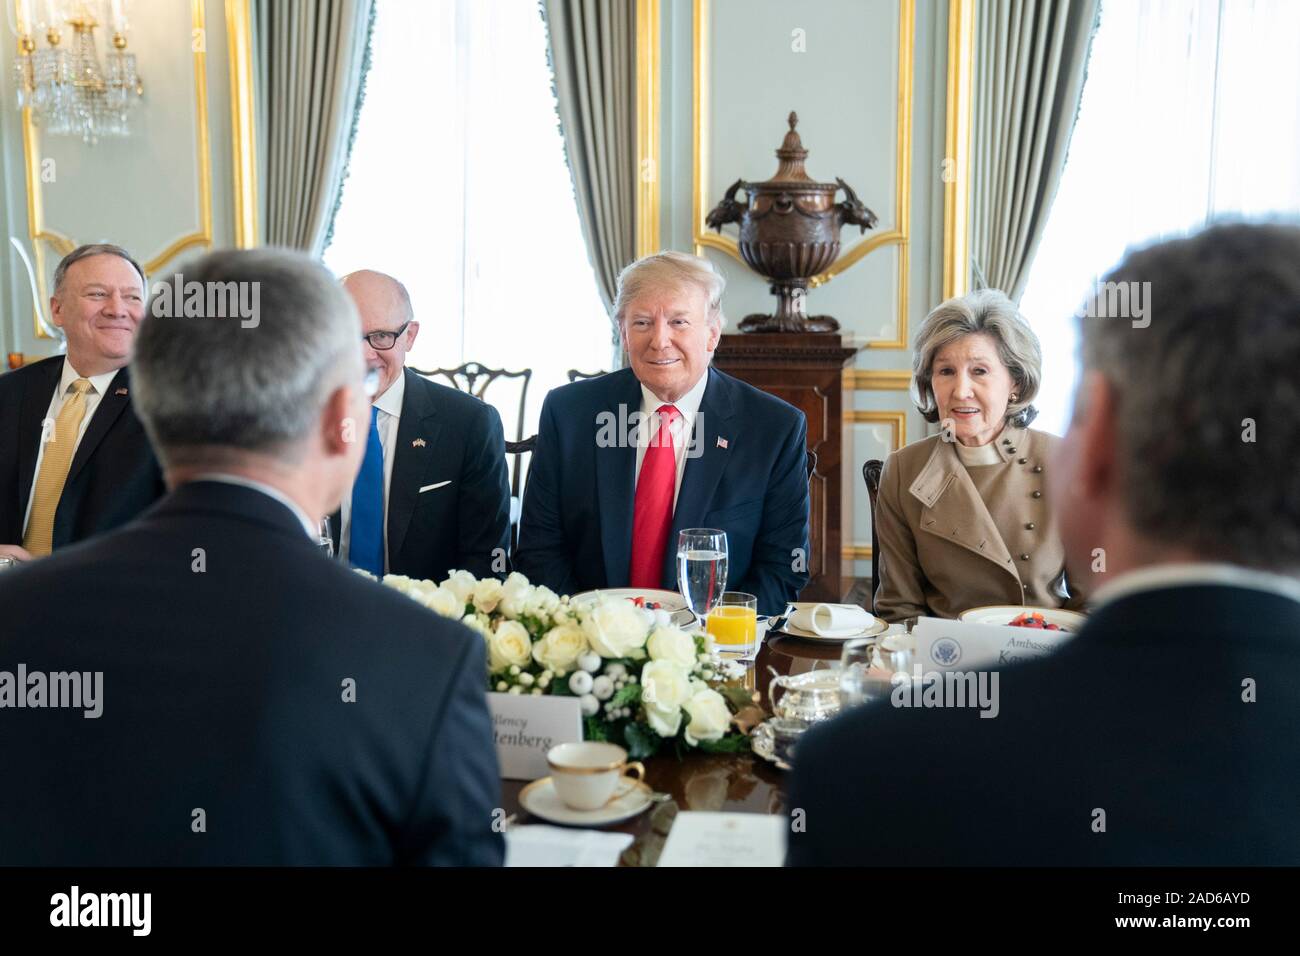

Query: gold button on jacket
left=873, top=425, right=1088, bottom=622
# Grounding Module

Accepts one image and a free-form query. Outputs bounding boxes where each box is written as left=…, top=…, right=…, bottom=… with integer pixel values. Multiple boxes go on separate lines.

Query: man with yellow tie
left=0, top=244, right=164, bottom=561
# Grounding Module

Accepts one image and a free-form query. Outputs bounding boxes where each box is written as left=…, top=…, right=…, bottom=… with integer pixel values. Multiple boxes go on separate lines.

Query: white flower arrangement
left=370, top=569, right=752, bottom=758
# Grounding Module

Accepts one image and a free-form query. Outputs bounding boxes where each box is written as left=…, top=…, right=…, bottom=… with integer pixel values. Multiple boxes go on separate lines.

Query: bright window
left=324, top=0, right=613, bottom=442
left=1018, top=0, right=1300, bottom=435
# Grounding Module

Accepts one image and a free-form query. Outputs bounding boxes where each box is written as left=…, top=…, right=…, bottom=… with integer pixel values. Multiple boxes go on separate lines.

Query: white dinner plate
left=774, top=602, right=888, bottom=643
left=569, top=588, right=695, bottom=627
left=958, top=605, right=1087, bottom=632
left=518, top=776, right=655, bottom=827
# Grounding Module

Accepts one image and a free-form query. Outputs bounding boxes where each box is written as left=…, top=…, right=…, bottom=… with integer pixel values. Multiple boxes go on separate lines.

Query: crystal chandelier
left=12, top=0, right=143, bottom=145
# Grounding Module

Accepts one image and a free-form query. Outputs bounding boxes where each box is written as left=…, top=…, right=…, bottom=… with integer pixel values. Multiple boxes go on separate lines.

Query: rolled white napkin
left=789, top=603, right=876, bottom=637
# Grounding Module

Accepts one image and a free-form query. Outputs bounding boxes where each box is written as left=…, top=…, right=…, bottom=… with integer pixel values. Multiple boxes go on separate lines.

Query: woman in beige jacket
left=874, top=290, right=1088, bottom=622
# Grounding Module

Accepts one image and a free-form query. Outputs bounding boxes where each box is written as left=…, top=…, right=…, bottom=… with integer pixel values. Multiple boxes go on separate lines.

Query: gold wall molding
left=692, top=0, right=915, bottom=349
left=843, top=369, right=913, bottom=392
left=843, top=409, right=906, bottom=562
left=942, top=0, right=975, bottom=300
left=226, top=0, right=258, bottom=248
left=635, top=0, right=661, bottom=259
left=847, top=409, right=906, bottom=452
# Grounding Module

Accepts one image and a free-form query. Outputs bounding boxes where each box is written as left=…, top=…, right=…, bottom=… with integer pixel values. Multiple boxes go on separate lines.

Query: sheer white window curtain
left=324, top=0, right=612, bottom=442
left=1019, top=0, right=1300, bottom=435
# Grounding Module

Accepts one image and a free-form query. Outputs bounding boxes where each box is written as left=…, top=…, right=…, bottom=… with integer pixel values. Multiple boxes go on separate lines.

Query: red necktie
left=630, top=404, right=680, bottom=588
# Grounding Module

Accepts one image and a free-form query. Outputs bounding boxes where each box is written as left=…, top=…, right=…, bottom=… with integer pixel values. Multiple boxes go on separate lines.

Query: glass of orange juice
left=706, top=592, right=758, bottom=654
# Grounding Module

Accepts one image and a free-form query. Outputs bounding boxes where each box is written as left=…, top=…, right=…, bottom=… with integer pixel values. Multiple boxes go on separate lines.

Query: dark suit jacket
left=0, top=480, right=504, bottom=866
left=516, top=367, right=810, bottom=615
left=330, top=368, right=511, bottom=581
left=0, top=356, right=164, bottom=548
left=786, top=582, right=1300, bottom=865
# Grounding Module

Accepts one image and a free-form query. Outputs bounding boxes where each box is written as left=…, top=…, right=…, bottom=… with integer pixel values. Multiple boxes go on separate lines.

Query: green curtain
left=253, top=0, right=375, bottom=254
left=543, top=0, right=636, bottom=336
left=970, top=0, right=1101, bottom=301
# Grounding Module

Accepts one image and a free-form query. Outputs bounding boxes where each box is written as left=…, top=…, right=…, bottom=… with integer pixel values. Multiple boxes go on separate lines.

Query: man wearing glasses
left=328, top=270, right=511, bottom=581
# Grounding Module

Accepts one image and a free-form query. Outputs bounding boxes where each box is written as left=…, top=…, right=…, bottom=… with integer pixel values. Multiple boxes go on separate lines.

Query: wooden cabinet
left=713, top=333, right=856, bottom=602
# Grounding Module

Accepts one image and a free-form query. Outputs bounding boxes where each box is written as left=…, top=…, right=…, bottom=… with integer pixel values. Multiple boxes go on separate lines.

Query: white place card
left=657, top=812, right=787, bottom=867
left=505, top=825, right=634, bottom=867
left=912, top=616, right=1072, bottom=671
left=487, top=693, right=583, bottom=780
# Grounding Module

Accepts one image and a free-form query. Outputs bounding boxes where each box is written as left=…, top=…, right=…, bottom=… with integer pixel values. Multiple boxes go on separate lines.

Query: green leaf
left=718, top=685, right=756, bottom=713
left=622, top=721, right=661, bottom=760
left=583, top=716, right=610, bottom=742
left=611, top=682, right=642, bottom=707
left=696, top=733, right=753, bottom=754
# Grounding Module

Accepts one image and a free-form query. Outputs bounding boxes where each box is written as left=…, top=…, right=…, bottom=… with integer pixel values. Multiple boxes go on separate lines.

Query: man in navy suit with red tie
left=516, top=251, right=810, bottom=615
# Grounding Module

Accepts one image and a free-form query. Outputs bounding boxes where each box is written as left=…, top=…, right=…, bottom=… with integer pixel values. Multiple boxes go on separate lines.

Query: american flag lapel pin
left=114, top=387, right=128, bottom=396
left=716, top=436, right=728, bottom=449
left=412, top=438, right=427, bottom=448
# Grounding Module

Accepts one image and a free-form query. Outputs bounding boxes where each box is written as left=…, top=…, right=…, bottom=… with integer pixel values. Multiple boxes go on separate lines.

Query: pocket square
left=419, top=480, right=451, bottom=493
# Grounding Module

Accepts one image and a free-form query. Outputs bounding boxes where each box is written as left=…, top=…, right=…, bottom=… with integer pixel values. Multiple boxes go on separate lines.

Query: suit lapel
left=66, top=367, right=131, bottom=485
left=596, top=369, right=641, bottom=587
left=387, top=369, right=441, bottom=564
left=909, top=437, right=1018, bottom=579
left=661, top=369, right=737, bottom=587
left=17, top=358, right=63, bottom=509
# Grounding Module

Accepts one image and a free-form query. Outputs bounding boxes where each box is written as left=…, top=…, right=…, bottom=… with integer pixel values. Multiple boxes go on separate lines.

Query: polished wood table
left=499, top=631, right=849, bottom=866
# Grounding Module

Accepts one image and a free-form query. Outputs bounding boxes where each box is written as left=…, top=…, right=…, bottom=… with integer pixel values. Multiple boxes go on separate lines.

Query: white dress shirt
left=22, top=358, right=122, bottom=537
left=634, top=370, right=709, bottom=512
left=1089, top=561, right=1300, bottom=612
left=191, top=474, right=319, bottom=540
left=339, top=370, right=405, bottom=566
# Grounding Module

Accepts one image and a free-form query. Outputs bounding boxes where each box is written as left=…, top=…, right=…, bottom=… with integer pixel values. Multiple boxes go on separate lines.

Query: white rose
left=582, top=600, right=650, bottom=658
left=460, top=613, right=489, bottom=638
left=646, top=626, right=697, bottom=667
left=528, top=586, right=561, bottom=617
left=532, top=622, right=588, bottom=673
left=421, top=586, right=464, bottom=619
left=442, top=570, right=477, bottom=604
left=682, top=687, right=731, bottom=745
left=473, top=578, right=505, bottom=614
left=498, top=572, right=532, bottom=618
left=488, top=620, right=533, bottom=673
left=640, top=660, right=691, bottom=712
left=645, top=702, right=681, bottom=737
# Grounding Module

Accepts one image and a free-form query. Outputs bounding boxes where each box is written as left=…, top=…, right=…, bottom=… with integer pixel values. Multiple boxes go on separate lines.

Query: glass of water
left=676, top=528, right=728, bottom=625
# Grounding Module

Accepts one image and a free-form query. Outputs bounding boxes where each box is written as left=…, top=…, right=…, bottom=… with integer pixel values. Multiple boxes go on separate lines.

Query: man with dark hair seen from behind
left=0, top=248, right=504, bottom=866
left=788, top=222, right=1300, bottom=865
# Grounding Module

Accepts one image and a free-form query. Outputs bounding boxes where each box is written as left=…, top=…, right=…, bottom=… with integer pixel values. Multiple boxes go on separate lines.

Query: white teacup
left=546, top=742, right=645, bottom=811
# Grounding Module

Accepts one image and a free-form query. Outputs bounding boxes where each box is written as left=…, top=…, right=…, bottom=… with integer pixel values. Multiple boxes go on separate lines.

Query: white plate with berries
left=569, top=588, right=696, bottom=628
left=958, top=605, right=1087, bottom=632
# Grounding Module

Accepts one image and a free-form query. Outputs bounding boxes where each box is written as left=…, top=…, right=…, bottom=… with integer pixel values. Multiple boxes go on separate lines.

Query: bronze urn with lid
left=706, top=112, right=877, bottom=333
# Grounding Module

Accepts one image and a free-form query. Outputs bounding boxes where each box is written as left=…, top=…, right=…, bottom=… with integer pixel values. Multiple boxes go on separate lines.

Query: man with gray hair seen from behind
left=0, top=248, right=504, bottom=866
left=516, top=250, right=811, bottom=616
left=788, top=222, right=1300, bottom=865
left=0, top=243, right=164, bottom=563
